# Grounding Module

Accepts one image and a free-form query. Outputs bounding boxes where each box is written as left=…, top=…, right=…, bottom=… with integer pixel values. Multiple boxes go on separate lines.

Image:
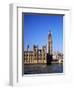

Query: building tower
left=48, top=31, right=53, bottom=55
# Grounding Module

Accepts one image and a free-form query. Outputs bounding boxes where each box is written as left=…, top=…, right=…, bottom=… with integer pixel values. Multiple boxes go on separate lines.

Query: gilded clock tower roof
left=48, top=31, right=52, bottom=38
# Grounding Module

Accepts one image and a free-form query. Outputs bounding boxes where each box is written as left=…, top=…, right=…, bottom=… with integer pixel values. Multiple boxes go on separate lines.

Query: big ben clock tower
left=48, top=31, right=52, bottom=55
left=47, top=31, right=53, bottom=64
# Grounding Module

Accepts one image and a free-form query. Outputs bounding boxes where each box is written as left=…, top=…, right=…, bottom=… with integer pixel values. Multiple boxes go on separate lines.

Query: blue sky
left=23, top=13, right=63, bottom=52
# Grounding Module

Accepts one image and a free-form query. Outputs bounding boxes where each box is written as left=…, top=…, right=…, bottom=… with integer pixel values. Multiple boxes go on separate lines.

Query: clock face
left=48, top=37, right=52, bottom=42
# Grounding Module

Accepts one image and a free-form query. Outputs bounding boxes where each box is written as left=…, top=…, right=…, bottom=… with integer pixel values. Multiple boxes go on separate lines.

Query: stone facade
left=24, top=45, right=47, bottom=64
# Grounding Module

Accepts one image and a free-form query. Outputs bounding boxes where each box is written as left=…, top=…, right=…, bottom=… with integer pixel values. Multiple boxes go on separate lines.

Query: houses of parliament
left=24, top=31, right=53, bottom=64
